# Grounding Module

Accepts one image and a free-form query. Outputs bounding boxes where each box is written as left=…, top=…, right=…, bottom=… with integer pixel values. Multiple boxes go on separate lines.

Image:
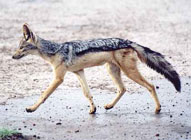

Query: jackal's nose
left=12, top=54, right=24, bottom=59
left=12, top=55, right=18, bottom=59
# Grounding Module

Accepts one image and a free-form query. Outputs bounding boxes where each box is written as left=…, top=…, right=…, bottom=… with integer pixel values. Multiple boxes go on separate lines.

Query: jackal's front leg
left=74, top=70, right=96, bottom=114
left=26, top=66, right=66, bottom=112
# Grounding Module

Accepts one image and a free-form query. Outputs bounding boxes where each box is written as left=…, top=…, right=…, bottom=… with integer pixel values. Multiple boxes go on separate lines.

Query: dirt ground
left=0, top=78, right=191, bottom=140
left=0, top=0, right=191, bottom=139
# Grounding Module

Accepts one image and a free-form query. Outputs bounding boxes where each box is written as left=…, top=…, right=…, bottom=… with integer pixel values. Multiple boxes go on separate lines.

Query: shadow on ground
left=0, top=78, right=191, bottom=140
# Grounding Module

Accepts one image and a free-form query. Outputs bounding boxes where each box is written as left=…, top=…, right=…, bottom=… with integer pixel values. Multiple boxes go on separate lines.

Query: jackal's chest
left=65, top=52, right=114, bottom=71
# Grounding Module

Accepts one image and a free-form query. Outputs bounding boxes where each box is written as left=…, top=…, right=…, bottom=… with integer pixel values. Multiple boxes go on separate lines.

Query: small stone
left=56, top=122, right=62, bottom=125
left=67, top=130, right=72, bottom=133
left=75, top=130, right=80, bottom=133
left=156, top=134, right=160, bottom=137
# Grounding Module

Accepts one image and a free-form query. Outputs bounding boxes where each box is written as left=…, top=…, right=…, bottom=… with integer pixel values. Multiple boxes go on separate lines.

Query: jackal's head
left=12, top=24, right=38, bottom=59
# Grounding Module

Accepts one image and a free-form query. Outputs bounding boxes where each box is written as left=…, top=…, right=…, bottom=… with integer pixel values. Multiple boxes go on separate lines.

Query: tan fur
left=74, top=70, right=96, bottom=114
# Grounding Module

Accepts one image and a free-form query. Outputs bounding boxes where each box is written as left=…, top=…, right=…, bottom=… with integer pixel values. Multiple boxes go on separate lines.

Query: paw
left=104, top=104, right=113, bottom=110
left=26, top=107, right=35, bottom=113
left=155, top=106, right=161, bottom=114
left=89, top=107, right=96, bottom=114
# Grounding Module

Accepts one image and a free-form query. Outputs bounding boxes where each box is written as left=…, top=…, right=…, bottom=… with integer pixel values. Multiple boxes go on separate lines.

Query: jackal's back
left=63, top=38, right=132, bottom=56
left=39, top=38, right=133, bottom=61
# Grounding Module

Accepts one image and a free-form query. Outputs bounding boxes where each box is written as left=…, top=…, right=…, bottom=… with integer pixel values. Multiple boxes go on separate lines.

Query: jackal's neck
left=37, top=37, right=61, bottom=55
left=34, top=37, right=59, bottom=64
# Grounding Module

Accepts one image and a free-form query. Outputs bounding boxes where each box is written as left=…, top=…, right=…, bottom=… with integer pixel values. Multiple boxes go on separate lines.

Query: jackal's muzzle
left=12, top=54, right=25, bottom=59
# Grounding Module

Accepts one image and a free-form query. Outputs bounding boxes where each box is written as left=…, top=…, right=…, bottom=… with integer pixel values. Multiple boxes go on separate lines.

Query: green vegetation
left=0, top=128, right=18, bottom=138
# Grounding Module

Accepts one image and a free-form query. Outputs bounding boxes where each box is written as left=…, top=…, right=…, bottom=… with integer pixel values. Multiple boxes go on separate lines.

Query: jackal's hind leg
left=121, top=63, right=161, bottom=114
left=26, top=66, right=66, bottom=112
left=104, top=63, right=126, bottom=110
left=75, top=70, right=96, bottom=114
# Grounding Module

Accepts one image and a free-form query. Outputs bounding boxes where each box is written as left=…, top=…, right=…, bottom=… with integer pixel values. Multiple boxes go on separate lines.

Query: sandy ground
left=0, top=0, right=191, bottom=139
left=0, top=78, right=191, bottom=140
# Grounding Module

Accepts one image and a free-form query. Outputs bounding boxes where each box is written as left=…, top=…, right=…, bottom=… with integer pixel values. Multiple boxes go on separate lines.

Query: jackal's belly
left=66, top=52, right=114, bottom=71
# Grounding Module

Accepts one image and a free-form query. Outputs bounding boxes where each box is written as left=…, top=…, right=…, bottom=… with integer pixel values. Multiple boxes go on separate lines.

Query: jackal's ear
left=23, top=24, right=36, bottom=42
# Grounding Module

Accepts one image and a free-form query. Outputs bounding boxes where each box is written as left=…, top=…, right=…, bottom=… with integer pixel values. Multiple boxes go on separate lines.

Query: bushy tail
left=129, top=41, right=181, bottom=92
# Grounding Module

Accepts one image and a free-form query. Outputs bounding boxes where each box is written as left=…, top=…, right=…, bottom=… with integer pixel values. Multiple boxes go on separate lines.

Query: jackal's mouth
left=12, top=54, right=25, bottom=59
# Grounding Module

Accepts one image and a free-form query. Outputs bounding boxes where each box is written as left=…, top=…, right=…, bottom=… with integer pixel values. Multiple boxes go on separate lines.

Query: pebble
left=156, top=134, right=160, bottom=137
left=56, top=122, right=62, bottom=125
left=75, top=130, right=80, bottom=133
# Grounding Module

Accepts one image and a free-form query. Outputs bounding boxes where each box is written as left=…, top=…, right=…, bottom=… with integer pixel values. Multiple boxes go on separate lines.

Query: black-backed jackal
left=12, top=24, right=181, bottom=114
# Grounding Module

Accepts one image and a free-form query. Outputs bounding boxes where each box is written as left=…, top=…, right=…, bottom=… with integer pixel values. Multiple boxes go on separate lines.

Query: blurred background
left=0, top=0, right=191, bottom=99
